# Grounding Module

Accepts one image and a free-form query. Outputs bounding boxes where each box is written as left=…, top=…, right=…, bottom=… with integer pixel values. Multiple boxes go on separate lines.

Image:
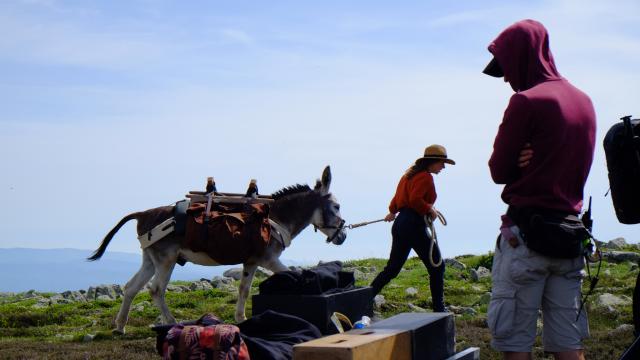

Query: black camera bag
left=508, top=207, right=588, bottom=259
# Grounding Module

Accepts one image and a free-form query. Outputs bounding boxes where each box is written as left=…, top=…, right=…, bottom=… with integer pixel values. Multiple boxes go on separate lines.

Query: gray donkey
left=88, top=166, right=346, bottom=334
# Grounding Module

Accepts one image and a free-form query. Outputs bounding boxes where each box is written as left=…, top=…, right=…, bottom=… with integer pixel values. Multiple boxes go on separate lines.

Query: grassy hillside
left=0, top=251, right=637, bottom=359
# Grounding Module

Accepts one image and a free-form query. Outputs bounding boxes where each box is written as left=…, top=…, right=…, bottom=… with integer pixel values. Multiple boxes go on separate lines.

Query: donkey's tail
left=87, top=212, right=140, bottom=261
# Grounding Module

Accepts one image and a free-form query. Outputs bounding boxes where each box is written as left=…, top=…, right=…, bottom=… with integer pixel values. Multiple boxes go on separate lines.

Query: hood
left=487, top=19, right=562, bottom=92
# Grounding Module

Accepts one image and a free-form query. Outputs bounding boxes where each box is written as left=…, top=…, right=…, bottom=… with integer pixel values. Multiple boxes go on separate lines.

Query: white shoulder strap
left=137, top=217, right=175, bottom=249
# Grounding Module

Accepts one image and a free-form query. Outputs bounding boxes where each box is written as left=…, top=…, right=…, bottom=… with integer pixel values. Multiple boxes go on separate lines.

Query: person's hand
left=428, top=207, right=438, bottom=221
left=518, top=143, right=533, bottom=168
left=384, top=213, right=396, bottom=222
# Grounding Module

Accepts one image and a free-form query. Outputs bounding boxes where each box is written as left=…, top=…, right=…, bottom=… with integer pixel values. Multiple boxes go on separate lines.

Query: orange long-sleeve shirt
left=388, top=171, right=436, bottom=216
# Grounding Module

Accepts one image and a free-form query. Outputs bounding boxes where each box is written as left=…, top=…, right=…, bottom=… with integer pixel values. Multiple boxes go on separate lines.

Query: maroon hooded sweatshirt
left=487, top=19, right=596, bottom=214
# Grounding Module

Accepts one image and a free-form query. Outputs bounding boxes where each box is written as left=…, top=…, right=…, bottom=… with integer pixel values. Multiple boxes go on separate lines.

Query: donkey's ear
left=314, top=179, right=322, bottom=190
left=321, top=166, right=332, bottom=189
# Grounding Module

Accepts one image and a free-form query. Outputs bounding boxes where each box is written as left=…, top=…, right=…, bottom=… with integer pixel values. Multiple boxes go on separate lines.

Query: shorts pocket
left=487, top=288, right=516, bottom=338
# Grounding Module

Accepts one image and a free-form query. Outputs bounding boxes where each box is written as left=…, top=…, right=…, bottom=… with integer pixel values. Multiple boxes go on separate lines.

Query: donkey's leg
left=114, top=251, right=155, bottom=334
left=148, top=256, right=178, bottom=325
left=262, top=244, right=289, bottom=273
left=263, top=257, right=289, bottom=273
left=235, top=263, right=258, bottom=322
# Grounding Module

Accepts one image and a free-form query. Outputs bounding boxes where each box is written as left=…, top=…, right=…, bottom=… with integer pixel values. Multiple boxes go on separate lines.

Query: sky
left=1, top=0, right=639, bottom=265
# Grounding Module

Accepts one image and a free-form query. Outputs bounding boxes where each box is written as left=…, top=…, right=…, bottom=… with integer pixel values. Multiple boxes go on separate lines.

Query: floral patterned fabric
left=160, top=314, right=250, bottom=360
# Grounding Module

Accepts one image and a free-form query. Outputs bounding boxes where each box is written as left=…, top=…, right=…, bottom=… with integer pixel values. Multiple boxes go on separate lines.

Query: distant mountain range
left=0, top=248, right=298, bottom=293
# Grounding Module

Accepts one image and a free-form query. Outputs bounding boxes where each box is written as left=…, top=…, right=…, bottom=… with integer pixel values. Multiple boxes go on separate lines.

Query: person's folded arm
left=489, top=94, right=532, bottom=184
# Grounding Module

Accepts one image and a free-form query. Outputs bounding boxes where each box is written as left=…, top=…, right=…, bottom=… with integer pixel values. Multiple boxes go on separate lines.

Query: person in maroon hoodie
left=483, top=20, right=596, bottom=360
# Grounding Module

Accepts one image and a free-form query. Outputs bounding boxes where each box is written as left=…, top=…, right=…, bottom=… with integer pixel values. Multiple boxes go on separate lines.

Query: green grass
left=0, top=252, right=637, bottom=359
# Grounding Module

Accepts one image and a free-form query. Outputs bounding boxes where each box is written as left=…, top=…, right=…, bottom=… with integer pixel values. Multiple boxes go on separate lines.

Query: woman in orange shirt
left=370, top=144, right=454, bottom=312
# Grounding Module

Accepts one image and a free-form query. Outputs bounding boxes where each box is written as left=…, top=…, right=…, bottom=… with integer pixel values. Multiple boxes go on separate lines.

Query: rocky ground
left=1, top=237, right=638, bottom=359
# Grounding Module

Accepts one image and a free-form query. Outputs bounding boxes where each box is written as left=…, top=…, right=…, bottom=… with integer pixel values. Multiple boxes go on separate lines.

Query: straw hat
left=418, top=144, right=455, bottom=165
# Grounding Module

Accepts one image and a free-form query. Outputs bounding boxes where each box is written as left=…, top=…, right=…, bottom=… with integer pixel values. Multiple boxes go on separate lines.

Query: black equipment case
left=252, top=287, right=374, bottom=335
left=603, top=115, right=640, bottom=224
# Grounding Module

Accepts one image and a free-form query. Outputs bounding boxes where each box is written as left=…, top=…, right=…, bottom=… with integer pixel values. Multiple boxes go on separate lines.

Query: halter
left=311, top=194, right=346, bottom=243
left=314, top=218, right=346, bottom=243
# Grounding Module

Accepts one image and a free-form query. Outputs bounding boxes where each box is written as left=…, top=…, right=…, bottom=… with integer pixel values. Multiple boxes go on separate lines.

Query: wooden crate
left=367, top=312, right=455, bottom=360
left=293, top=328, right=411, bottom=360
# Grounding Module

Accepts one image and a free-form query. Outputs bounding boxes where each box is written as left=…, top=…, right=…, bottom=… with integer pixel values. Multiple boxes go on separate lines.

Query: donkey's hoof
left=112, top=328, right=125, bottom=336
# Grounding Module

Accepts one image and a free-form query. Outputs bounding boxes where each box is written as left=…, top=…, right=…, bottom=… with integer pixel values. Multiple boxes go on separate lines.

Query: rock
left=405, top=287, right=418, bottom=297
left=449, top=305, right=477, bottom=316
left=87, top=284, right=123, bottom=301
left=407, top=303, right=427, bottom=312
left=606, top=237, right=627, bottom=250
left=62, top=290, right=87, bottom=302
left=211, top=276, right=234, bottom=288
left=83, top=334, right=95, bottom=342
left=596, top=293, right=631, bottom=307
left=371, top=312, right=384, bottom=323
left=49, top=294, right=64, bottom=303
left=223, top=268, right=244, bottom=281
left=602, top=251, right=640, bottom=264
left=166, top=284, right=188, bottom=293
left=32, top=298, right=50, bottom=308
left=189, top=280, right=213, bottom=291
left=352, top=269, right=367, bottom=281
left=614, top=324, right=634, bottom=334
left=373, top=295, right=386, bottom=309
left=602, top=305, right=618, bottom=316
left=470, top=267, right=491, bottom=282
left=631, top=262, right=639, bottom=272
left=96, top=295, right=114, bottom=301
left=23, top=290, right=40, bottom=299
left=256, top=267, right=274, bottom=278
left=50, top=296, right=72, bottom=305
left=445, top=258, right=466, bottom=270
left=132, top=301, right=151, bottom=312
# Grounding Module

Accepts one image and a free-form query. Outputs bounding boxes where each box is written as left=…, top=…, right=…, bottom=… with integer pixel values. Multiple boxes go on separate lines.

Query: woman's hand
left=518, top=143, right=533, bottom=168
left=428, top=207, right=438, bottom=221
left=384, top=213, right=396, bottom=222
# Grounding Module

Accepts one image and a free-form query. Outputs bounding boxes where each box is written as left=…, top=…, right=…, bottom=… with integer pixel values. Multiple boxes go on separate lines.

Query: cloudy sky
left=1, top=0, right=639, bottom=265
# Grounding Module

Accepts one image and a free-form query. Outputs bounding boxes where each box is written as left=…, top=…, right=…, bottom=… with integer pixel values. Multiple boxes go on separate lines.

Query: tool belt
left=184, top=202, right=271, bottom=265
left=507, top=206, right=588, bottom=259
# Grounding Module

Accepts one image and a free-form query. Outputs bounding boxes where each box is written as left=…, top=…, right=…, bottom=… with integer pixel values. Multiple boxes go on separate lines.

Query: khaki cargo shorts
left=487, top=225, right=589, bottom=353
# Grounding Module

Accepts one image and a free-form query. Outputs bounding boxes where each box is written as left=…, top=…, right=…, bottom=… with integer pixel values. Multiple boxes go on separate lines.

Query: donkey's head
left=311, top=166, right=347, bottom=245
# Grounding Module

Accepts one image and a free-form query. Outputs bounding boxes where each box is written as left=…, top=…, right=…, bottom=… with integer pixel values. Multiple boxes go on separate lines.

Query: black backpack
left=603, top=115, right=640, bottom=224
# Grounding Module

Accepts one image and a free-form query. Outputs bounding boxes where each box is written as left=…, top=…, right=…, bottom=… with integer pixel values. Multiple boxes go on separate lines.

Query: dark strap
left=173, top=200, right=190, bottom=235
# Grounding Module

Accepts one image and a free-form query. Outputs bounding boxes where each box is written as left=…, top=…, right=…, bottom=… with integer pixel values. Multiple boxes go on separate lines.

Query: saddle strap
left=269, top=219, right=292, bottom=248
left=138, top=217, right=175, bottom=249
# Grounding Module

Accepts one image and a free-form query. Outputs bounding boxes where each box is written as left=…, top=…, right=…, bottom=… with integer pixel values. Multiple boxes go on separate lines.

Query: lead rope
left=424, top=210, right=447, bottom=267
left=345, top=218, right=386, bottom=229
left=345, top=211, right=447, bottom=268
